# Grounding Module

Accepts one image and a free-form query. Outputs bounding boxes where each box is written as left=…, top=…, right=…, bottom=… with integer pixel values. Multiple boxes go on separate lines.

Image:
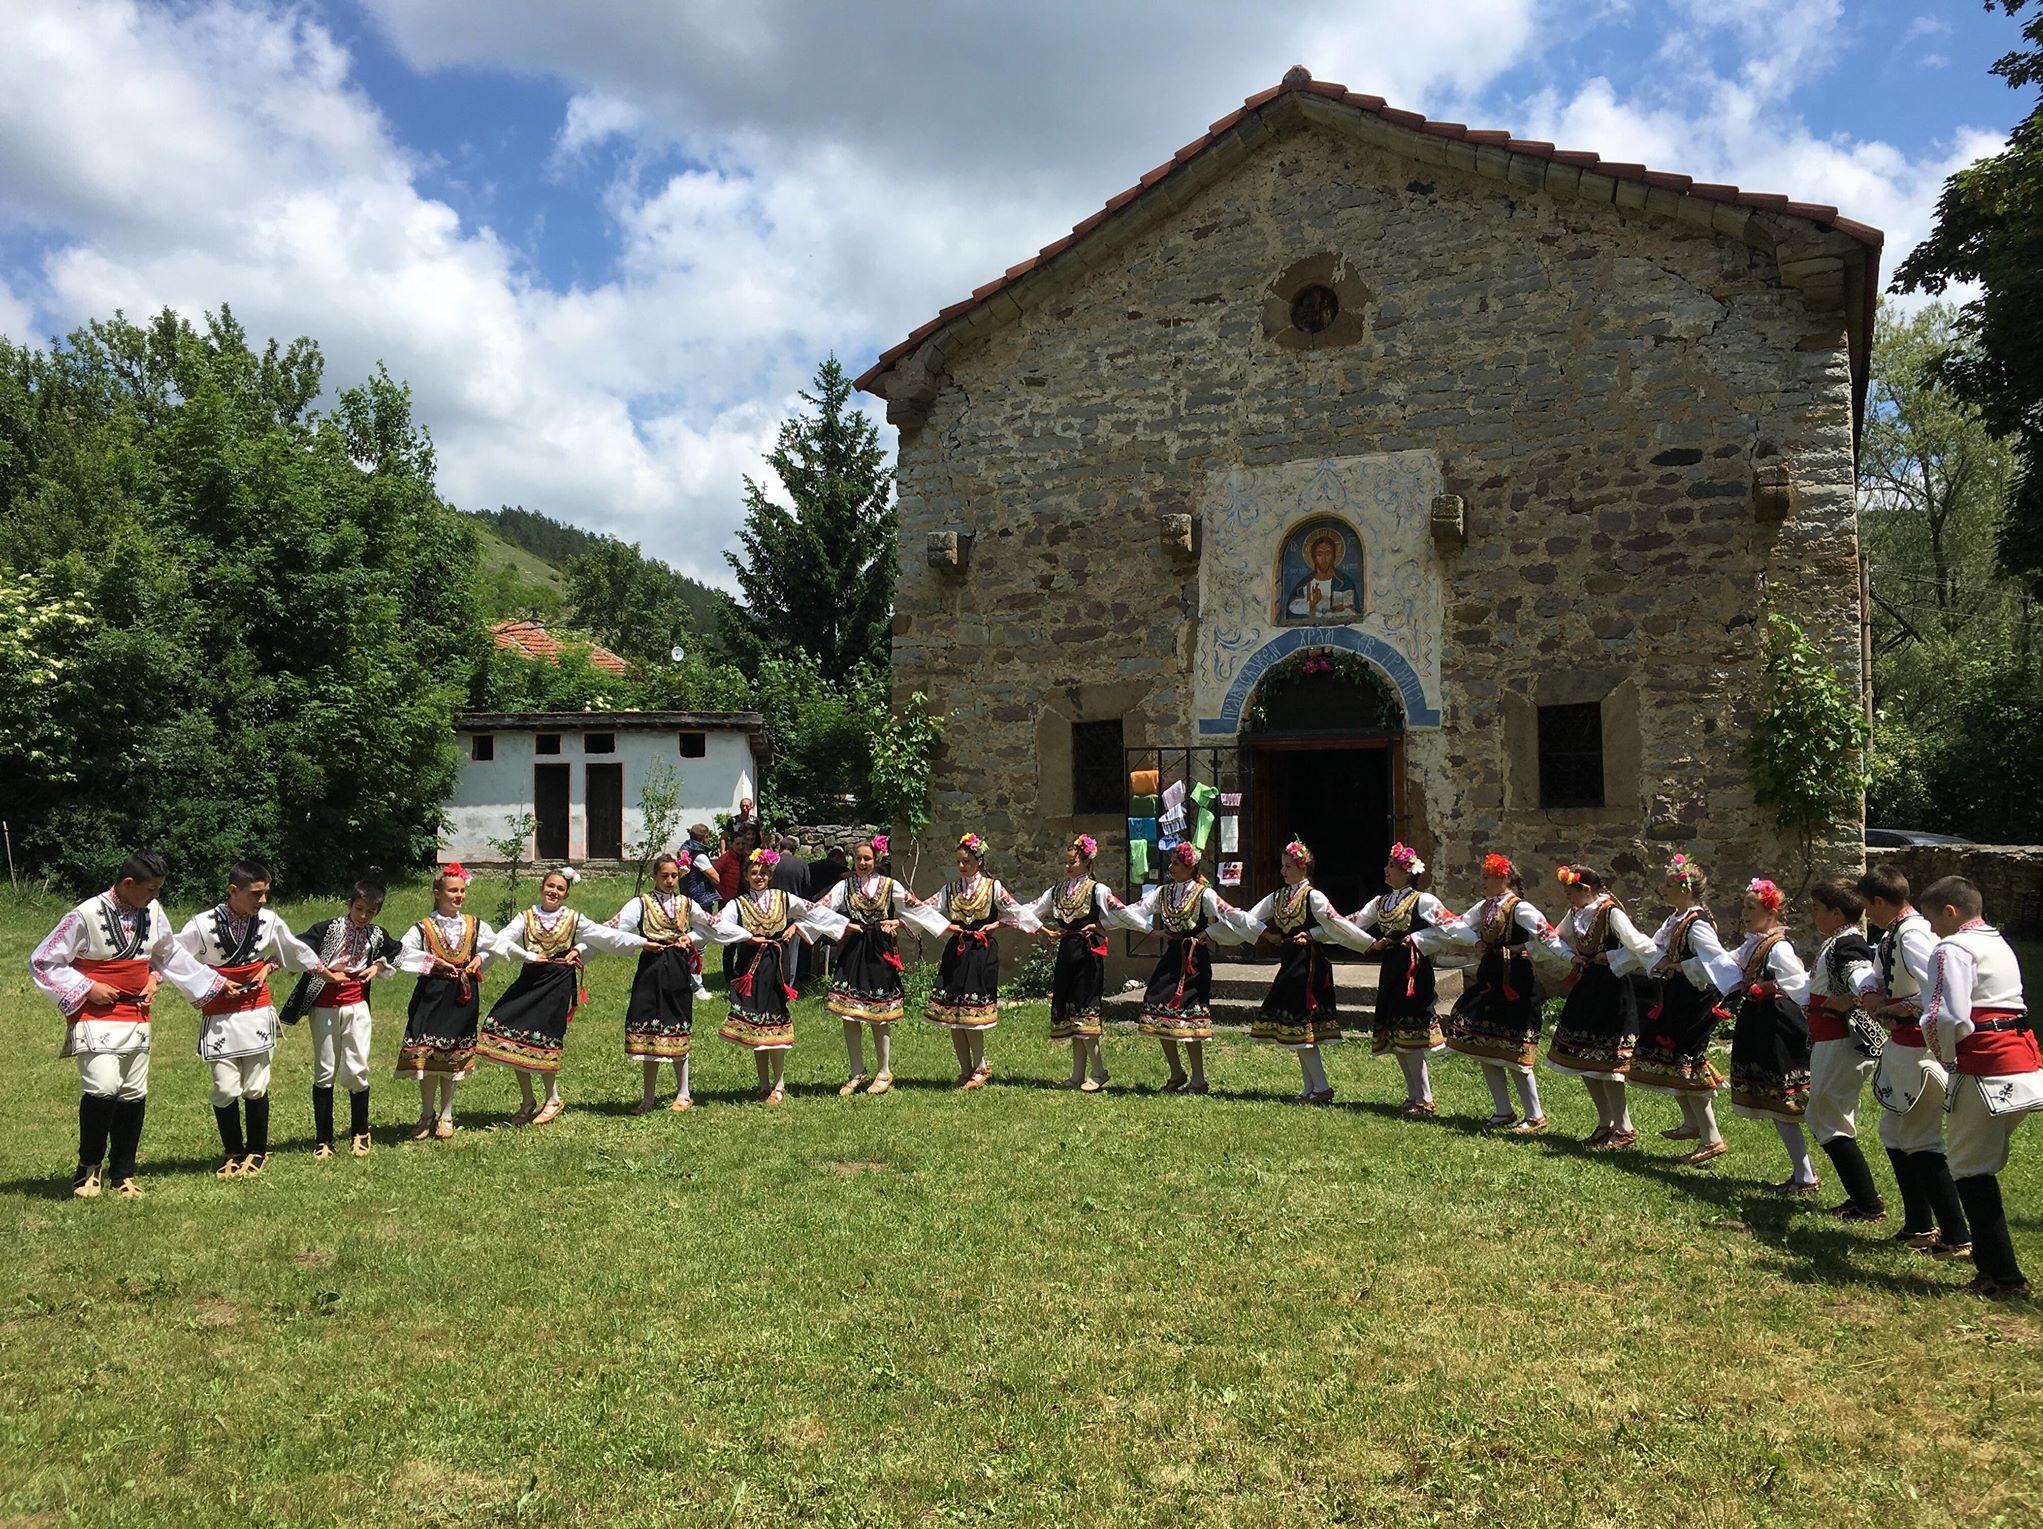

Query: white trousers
left=1945, top=1075, right=2033, bottom=1180
left=311, top=1003, right=373, bottom=1093
left=78, top=1050, right=149, bottom=1101
left=1805, top=1038, right=1874, bottom=1143
left=210, top=1052, right=273, bottom=1107
left=1876, top=1048, right=1950, bottom=1154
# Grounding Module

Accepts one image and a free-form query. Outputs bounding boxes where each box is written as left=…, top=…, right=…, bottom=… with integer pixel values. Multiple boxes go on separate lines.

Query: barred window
left=1072, top=719, right=1125, bottom=815
left=1537, top=702, right=1604, bottom=809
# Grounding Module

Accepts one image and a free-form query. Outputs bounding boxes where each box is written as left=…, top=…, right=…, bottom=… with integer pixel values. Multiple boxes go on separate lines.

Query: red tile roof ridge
left=489, top=619, right=630, bottom=676
left=855, top=70, right=1883, bottom=391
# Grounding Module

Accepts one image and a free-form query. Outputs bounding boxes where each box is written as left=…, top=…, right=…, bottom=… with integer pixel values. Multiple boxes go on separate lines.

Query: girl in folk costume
left=1723, top=878, right=1821, bottom=1195
left=1440, top=854, right=1563, bottom=1134
left=481, top=867, right=648, bottom=1125
left=1801, top=880, right=1888, bottom=1220
left=1546, top=865, right=1659, bottom=1149
left=901, top=833, right=1042, bottom=1090
left=1235, top=840, right=1373, bottom=1105
left=822, top=836, right=918, bottom=1096
left=1024, top=835, right=1149, bottom=1092
left=1354, top=842, right=1459, bottom=1118
left=29, top=850, right=227, bottom=1199
left=1919, top=875, right=2038, bottom=1300
left=1855, top=866, right=1971, bottom=1258
left=610, top=854, right=720, bottom=1114
left=1128, top=842, right=1258, bottom=1094
left=279, top=876, right=404, bottom=1159
left=175, top=858, right=336, bottom=1179
left=709, top=848, right=849, bottom=1105
left=394, top=864, right=512, bottom=1141
left=1632, top=855, right=1740, bottom=1165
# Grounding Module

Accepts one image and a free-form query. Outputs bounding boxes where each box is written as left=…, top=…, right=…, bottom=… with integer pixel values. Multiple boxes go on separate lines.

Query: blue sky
left=0, top=1, right=2028, bottom=583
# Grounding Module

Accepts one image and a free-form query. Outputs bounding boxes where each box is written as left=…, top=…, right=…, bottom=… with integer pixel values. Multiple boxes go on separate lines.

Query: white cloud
left=0, top=273, right=35, bottom=343
left=551, top=91, right=643, bottom=168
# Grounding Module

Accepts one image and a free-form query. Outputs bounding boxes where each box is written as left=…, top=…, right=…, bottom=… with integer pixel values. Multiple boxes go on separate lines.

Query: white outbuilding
left=444, top=711, right=764, bottom=864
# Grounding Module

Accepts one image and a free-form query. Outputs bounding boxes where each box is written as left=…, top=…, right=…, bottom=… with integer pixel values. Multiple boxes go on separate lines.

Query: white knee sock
left=1089, top=1037, right=1109, bottom=1082
left=1299, top=1047, right=1329, bottom=1094
left=1697, top=1095, right=1722, bottom=1147
left=1187, top=1040, right=1206, bottom=1086
left=872, top=1027, right=891, bottom=1077
left=1611, top=1083, right=1632, bottom=1134
left=543, top=1075, right=561, bottom=1106
left=438, top=1077, right=459, bottom=1122
left=1397, top=1050, right=1432, bottom=1105
left=967, top=1032, right=986, bottom=1072
left=1775, top=1119, right=1815, bottom=1182
left=1483, top=1064, right=1514, bottom=1116
left=843, top=1019, right=865, bottom=1076
left=677, top=1056, right=692, bottom=1099
left=1161, top=1039, right=1185, bottom=1082
left=1513, top=1070, right=1543, bottom=1119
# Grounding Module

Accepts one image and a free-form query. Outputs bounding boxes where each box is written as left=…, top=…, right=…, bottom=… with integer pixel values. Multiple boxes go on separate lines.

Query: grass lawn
left=2, top=874, right=2040, bottom=1527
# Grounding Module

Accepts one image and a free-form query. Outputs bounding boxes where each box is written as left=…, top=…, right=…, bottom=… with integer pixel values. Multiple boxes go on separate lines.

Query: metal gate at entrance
left=1118, top=744, right=1249, bottom=962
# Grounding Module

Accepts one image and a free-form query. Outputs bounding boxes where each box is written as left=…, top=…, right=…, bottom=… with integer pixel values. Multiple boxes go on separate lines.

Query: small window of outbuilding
left=470, top=734, right=494, bottom=762
left=536, top=734, right=562, bottom=756
left=585, top=733, right=616, bottom=755
left=1071, top=719, right=1126, bottom=815
left=1537, top=703, right=1605, bottom=809
left=677, top=731, right=708, bottom=759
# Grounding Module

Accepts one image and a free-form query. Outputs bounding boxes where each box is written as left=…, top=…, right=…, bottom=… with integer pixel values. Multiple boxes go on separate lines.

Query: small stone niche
left=926, top=527, right=973, bottom=571
left=1262, top=253, right=1373, bottom=351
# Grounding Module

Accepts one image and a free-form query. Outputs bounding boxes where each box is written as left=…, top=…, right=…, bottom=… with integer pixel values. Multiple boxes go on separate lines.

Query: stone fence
left=1866, top=845, right=2043, bottom=934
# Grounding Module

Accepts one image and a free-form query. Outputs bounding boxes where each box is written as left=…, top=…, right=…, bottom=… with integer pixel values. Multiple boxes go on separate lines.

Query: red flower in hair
left=440, top=862, right=469, bottom=882
left=1482, top=853, right=1514, bottom=879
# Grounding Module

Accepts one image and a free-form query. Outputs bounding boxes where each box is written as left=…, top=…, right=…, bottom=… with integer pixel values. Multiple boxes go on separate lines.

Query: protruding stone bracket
left=1429, top=494, right=1467, bottom=548
left=927, top=527, right=974, bottom=571
left=1753, top=461, right=1796, bottom=522
left=1160, top=513, right=1199, bottom=559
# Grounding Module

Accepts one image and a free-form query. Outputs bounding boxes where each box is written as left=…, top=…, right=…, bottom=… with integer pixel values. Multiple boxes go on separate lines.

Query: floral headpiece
left=957, top=832, right=986, bottom=858
left=1746, top=877, right=1783, bottom=912
left=1072, top=834, right=1098, bottom=861
left=1172, top=841, right=1200, bottom=867
left=1283, top=839, right=1311, bottom=862
left=1556, top=865, right=1583, bottom=887
left=438, top=862, right=469, bottom=883
left=1664, top=853, right=1703, bottom=889
left=1482, top=853, right=1514, bottom=880
left=1389, top=841, right=1426, bottom=876
left=557, top=864, right=581, bottom=885
left=870, top=834, right=889, bottom=855
left=748, top=848, right=781, bottom=868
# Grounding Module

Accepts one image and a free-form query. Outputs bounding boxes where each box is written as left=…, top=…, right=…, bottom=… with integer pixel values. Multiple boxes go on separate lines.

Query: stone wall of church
left=886, top=117, right=1865, bottom=918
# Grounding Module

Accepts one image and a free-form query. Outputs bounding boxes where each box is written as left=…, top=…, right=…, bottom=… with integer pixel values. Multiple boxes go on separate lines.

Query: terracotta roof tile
left=855, top=71, right=1883, bottom=392
left=489, top=620, right=630, bottom=677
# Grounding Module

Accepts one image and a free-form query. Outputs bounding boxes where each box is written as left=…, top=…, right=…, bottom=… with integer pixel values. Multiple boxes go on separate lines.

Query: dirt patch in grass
left=193, top=1299, right=241, bottom=1328
left=292, top=1249, right=334, bottom=1268
left=820, top=1159, right=889, bottom=1174
left=388, top=1460, right=506, bottom=1517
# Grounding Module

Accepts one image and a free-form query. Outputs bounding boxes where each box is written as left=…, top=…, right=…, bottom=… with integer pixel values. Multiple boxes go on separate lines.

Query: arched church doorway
left=1243, top=649, right=1406, bottom=916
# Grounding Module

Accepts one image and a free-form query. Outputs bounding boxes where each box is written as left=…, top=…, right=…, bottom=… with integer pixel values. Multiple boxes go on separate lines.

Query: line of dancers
left=28, top=833, right=2036, bottom=1297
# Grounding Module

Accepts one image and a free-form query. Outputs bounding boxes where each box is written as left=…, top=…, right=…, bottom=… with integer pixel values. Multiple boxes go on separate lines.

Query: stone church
left=858, top=69, right=1876, bottom=923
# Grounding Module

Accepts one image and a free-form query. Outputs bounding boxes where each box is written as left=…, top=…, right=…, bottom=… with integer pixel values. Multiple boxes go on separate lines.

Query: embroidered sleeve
left=998, top=883, right=1043, bottom=935
left=153, top=923, right=230, bottom=1005
left=1307, top=890, right=1374, bottom=951
left=28, top=910, right=90, bottom=1015
left=263, top=912, right=326, bottom=974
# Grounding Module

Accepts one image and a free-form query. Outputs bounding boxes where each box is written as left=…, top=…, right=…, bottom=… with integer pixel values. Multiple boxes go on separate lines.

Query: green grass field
left=2, top=874, right=2039, bottom=1527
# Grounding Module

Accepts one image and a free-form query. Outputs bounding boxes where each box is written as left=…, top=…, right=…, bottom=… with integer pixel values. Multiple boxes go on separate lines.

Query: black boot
left=214, top=1102, right=246, bottom=1177
left=312, top=1085, right=335, bottom=1151
left=108, top=1097, right=147, bottom=1190
left=348, top=1088, right=371, bottom=1146
left=1885, top=1147, right=1933, bottom=1240
left=1916, top=1151, right=1973, bottom=1253
left=242, top=1094, right=270, bottom=1174
left=74, top=1094, right=114, bottom=1195
left=1821, top=1137, right=1886, bottom=1219
left=1954, top=1175, right=2024, bottom=1291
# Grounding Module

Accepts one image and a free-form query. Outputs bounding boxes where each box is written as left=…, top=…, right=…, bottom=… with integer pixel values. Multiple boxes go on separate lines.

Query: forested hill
left=465, top=504, right=724, bottom=637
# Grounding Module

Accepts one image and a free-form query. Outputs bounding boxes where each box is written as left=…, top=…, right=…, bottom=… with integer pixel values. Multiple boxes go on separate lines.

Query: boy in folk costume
left=1353, top=842, right=1459, bottom=1117
left=821, top=836, right=920, bottom=1096
left=1546, top=865, right=1658, bottom=1150
left=393, top=864, right=511, bottom=1140
left=710, top=848, right=848, bottom=1104
left=29, top=850, right=227, bottom=1198
left=1633, top=855, right=1740, bottom=1165
left=1919, top=875, right=2038, bottom=1299
left=481, top=866, right=646, bottom=1125
left=1234, top=840, right=1373, bottom=1105
left=901, top=833, right=1042, bottom=1091
left=175, top=858, right=337, bottom=1178
left=1024, top=834, right=1149, bottom=1093
left=279, top=875, right=403, bottom=1159
left=1722, top=878, right=1821, bottom=1195
left=1801, top=880, right=1887, bottom=1221
left=611, top=854, right=721, bottom=1113
left=1855, top=866, right=1971, bottom=1258
left=1126, top=842, right=1259, bottom=1095
left=1438, top=853, right=1563, bottom=1134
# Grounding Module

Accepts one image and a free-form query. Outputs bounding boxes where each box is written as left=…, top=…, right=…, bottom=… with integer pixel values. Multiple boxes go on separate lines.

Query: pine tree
left=718, top=357, right=895, bottom=674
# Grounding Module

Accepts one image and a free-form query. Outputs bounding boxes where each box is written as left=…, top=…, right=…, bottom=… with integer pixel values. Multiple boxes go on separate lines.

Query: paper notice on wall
left=1219, top=816, right=1239, bottom=853
left=1219, top=861, right=1243, bottom=887
left=1220, top=792, right=1242, bottom=808
left=1161, top=780, right=1187, bottom=813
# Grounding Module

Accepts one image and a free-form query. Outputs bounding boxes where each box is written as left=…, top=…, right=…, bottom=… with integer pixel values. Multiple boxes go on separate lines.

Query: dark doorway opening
left=586, top=763, right=624, bottom=860
left=535, top=764, right=570, bottom=860
left=1249, top=741, right=1397, bottom=917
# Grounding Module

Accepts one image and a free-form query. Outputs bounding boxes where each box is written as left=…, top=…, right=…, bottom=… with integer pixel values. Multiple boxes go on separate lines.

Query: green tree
left=1748, top=616, right=1869, bottom=883
left=1894, top=1, right=2043, bottom=598
left=564, top=536, right=695, bottom=665
left=718, top=357, right=895, bottom=675
left=0, top=306, right=479, bottom=895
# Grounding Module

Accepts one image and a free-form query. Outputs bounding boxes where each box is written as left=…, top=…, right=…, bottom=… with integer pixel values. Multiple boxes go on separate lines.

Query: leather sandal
left=838, top=1075, right=869, bottom=1098
left=1661, top=1125, right=1700, bottom=1141
left=350, top=1133, right=372, bottom=1157
left=866, top=1074, right=893, bottom=1096
left=670, top=1094, right=694, bottom=1112
left=409, top=1118, right=435, bottom=1142
left=72, top=1166, right=102, bottom=1199
left=532, top=1098, right=565, bottom=1126
left=1585, top=1125, right=1613, bottom=1148
left=114, top=1178, right=144, bottom=1198
left=1483, top=1112, right=1518, bottom=1129
left=629, top=1097, right=660, bottom=1115
left=312, top=1143, right=335, bottom=1160
left=1161, top=1076, right=1188, bottom=1094
left=434, top=1119, right=455, bottom=1140
left=1183, top=1080, right=1210, bottom=1095
left=216, top=1158, right=243, bottom=1180
left=239, top=1153, right=267, bottom=1177
left=1506, top=1116, right=1548, bottom=1135
left=508, top=1102, right=536, bottom=1127
left=764, top=1085, right=785, bottom=1106
left=960, top=1072, right=986, bottom=1091
left=1597, top=1129, right=1638, bottom=1152
left=1677, top=1141, right=1729, bottom=1165
left=1079, top=1077, right=1105, bottom=1093
left=1306, top=1087, right=1336, bottom=1106
left=1928, top=1240, right=1972, bottom=1261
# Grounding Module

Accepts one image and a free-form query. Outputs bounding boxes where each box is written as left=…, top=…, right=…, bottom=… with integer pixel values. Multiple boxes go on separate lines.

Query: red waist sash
left=70, top=957, right=153, bottom=1024
left=1955, top=1010, right=2039, bottom=1076
left=315, top=980, right=368, bottom=1009
left=1808, top=1004, right=1850, bottom=1044
left=1888, top=1018, right=1925, bottom=1047
left=201, top=960, right=272, bottom=1016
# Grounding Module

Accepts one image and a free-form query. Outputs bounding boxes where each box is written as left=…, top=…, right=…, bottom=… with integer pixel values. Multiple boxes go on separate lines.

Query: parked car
left=1865, top=828, right=1977, bottom=848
